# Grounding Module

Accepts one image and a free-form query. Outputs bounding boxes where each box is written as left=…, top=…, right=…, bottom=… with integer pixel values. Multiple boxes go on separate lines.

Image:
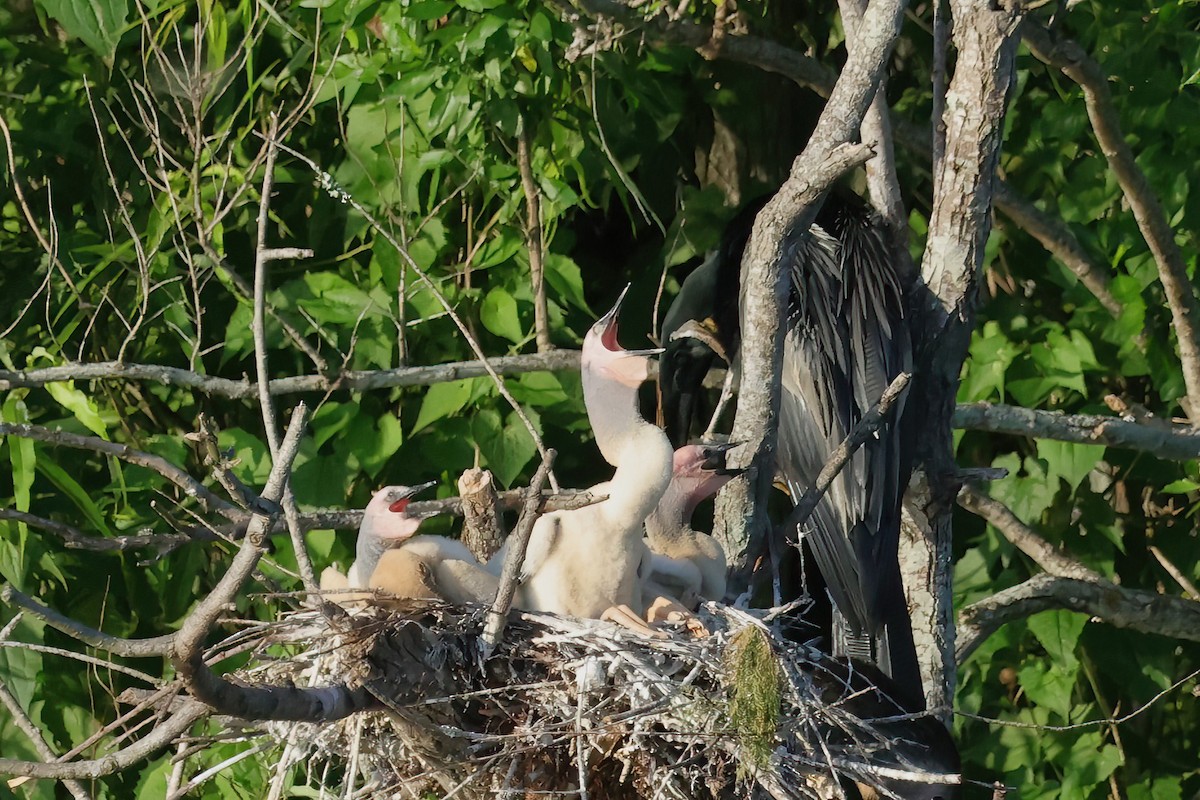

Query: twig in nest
left=483, top=449, right=556, bottom=655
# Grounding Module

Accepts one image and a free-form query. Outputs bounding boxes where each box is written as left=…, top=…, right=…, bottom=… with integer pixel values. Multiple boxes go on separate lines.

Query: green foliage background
left=0, top=0, right=1198, bottom=797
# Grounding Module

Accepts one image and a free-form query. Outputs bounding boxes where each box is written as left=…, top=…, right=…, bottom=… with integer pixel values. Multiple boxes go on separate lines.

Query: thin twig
left=0, top=677, right=92, bottom=798
left=0, top=423, right=238, bottom=519
left=483, top=449, right=556, bottom=656
left=517, top=116, right=552, bottom=352
left=1149, top=546, right=1200, bottom=600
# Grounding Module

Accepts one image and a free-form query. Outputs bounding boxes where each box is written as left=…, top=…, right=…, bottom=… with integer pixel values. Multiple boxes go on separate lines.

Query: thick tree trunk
left=903, top=0, right=1024, bottom=716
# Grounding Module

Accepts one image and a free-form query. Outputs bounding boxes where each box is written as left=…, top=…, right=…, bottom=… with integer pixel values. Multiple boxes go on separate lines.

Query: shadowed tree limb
left=171, top=403, right=373, bottom=721
left=1023, top=23, right=1200, bottom=418
left=957, top=574, right=1200, bottom=664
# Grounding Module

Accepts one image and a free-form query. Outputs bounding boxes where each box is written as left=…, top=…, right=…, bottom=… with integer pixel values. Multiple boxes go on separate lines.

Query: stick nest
left=223, top=601, right=946, bottom=799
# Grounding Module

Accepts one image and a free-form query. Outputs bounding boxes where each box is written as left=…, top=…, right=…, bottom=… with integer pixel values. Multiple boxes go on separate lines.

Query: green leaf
left=36, top=455, right=114, bottom=538
left=1060, top=733, right=1122, bottom=800
left=134, top=756, right=173, bottom=800
left=1036, top=440, right=1103, bottom=490
left=1128, top=777, right=1183, bottom=800
left=1017, top=660, right=1079, bottom=720
left=472, top=408, right=537, bottom=487
left=35, top=0, right=128, bottom=60
left=412, top=379, right=475, bottom=434
left=544, top=254, right=591, bottom=314
left=405, top=0, right=455, bottom=20
left=217, top=428, right=272, bottom=487
left=44, top=382, right=108, bottom=438
left=480, top=288, right=524, bottom=343
left=2, top=396, right=36, bottom=515
left=1027, top=609, right=1087, bottom=666
left=337, top=412, right=404, bottom=479
left=1161, top=478, right=1200, bottom=494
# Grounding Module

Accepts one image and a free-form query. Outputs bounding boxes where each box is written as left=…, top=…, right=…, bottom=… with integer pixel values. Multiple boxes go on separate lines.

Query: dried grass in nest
left=216, top=600, right=951, bottom=799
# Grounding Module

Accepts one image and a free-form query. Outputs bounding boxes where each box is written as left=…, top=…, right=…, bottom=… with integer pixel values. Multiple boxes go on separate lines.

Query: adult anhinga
left=659, top=186, right=921, bottom=704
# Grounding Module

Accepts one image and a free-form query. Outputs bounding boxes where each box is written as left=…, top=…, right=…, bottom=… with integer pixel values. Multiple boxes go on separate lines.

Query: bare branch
left=0, top=585, right=176, bottom=658
left=958, top=485, right=1099, bottom=581
left=172, top=404, right=372, bottom=721
left=991, top=182, right=1122, bottom=317
left=715, top=0, right=905, bottom=587
left=1023, top=23, right=1200, bottom=417
left=953, top=402, right=1200, bottom=460
left=457, top=468, right=507, bottom=562
left=839, top=0, right=908, bottom=250
left=1149, top=546, right=1199, bottom=601
left=0, top=423, right=238, bottom=519
left=251, top=120, right=319, bottom=597
left=0, top=647, right=91, bottom=799
left=0, top=699, right=208, bottom=781
left=517, top=117, right=552, bottom=352
left=483, top=449, right=556, bottom=655
left=957, top=574, right=1200, bottom=663
left=0, top=508, right=188, bottom=556
left=0, top=350, right=582, bottom=397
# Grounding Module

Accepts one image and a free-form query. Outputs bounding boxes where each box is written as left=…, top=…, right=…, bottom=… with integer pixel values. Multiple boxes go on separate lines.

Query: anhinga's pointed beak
left=593, top=283, right=665, bottom=358
left=699, top=441, right=745, bottom=476
left=382, top=480, right=437, bottom=513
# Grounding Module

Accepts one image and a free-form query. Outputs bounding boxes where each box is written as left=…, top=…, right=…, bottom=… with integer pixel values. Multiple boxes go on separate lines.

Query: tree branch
left=517, top=117, right=552, bottom=352
left=958, top=485, right=1099, bottom=581
left=251, top=120, right=320, bottom=598
left=171, top=404, right=373, bottom=721
left=0, top=508, right=189, bottom=556
left=904, top=0, right=1024, bottom=715
left=1023, top=23, right=1200, bottom=417
left=715, top=0, right=906, bottom=583
left=0, top=659, right=91, bottom=798
left=782, top=372, right=911, bottom=537
left=1, top=584, right=177, bottom=658
left=0, top=350, right=582, bottom=398
left=0, top=699, right=209, bottom=780
left=0, top=423, right=238, bottom=519
left=953, top=402, right=1200, bottom=460
left=483, top=449, right=556, bottom=656
left=957, top=574, right=1200, bottom=664
left=838, top=0, right=908, bottom=254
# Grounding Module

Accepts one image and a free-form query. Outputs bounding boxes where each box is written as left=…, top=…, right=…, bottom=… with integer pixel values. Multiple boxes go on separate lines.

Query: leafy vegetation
left=1, top=0, right=1198, bottom=797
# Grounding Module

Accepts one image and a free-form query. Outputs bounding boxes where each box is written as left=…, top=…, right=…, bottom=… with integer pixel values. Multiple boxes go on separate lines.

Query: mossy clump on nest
left=724, top=623, right=783, bottom=770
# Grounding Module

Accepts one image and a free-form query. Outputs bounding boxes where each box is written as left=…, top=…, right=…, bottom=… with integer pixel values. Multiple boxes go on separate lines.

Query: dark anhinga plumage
left=659, top=187, right=921, bottom=705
